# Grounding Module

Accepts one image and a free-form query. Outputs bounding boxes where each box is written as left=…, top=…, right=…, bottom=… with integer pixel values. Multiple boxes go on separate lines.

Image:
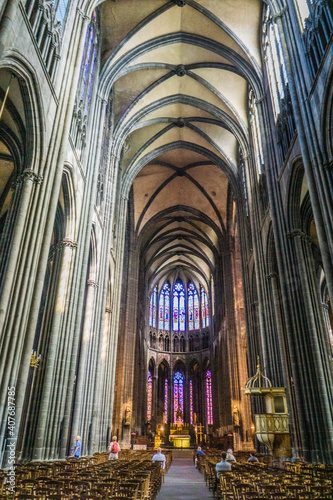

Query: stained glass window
left=188, top=286, right=194, bottom=331
left=53, top=0, right=68, bottom=25
left=147, top=371, right=152, bottom=421
left=149, top=286, right=157, bottom=327
left=188, top=283, right=199, bottom=331
left=189, top=379, right=194, bottom=425
left=159, top=282, right=170, bottom=330
left=201, top=287, right=209, bottom=328
left=206, top=370, right=213, bottom=425
left=173, top=282, right=186, bottom=331
left=173, top=371, right=184, bottom=424
left=263, top=8, right=288, bottom=118
left=164, top=378, right=168, bottom=424
left=71, top=12, right=99, bottom=159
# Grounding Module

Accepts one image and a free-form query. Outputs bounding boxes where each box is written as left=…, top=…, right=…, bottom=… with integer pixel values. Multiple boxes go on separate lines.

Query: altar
left=169, top=434, right=191, bottom=448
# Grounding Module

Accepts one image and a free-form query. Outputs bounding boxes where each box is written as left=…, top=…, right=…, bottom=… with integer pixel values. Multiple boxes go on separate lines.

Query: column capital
left=59, top=238, right=78, bottom=250
left=87, top=279, right=99, bottom=288
left=254, top=95, right=265, bottom=104
left=286, top=229, right=311, bottom=245
left=76, top=7, right=90, bottom=21
left=273, top=5, right=288, bottom=22
left=324, top=160, right=333, bottom=171
left=105, top=306, right=112, bottom=313
left=16, top=169, right=43, bottom=185
left=266, top=272, right=278, bottom=281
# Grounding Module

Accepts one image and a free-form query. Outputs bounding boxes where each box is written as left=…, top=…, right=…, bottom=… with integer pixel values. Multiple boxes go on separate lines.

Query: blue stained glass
left=80, top=27, right=94, bottom=100
left=179, top=292, right=185, bottom=331
left=85, top=47, right=97, bottom=114
left=194, top=291, right=199, bottom=329
left=173, top=281, right=185, bottom=331
left=55, top=0, right=68, bottom=24
left=206, top=370, right=213, bottom=425
left=153, top=286, right=157, bottom=328
left=165, top=290, right=170, bottom=330
left=173, top=295, right=178, bottom=331
left=173, top=371, right=184, bottom=424
left=159, top=282, right=170, bottom=330
left=149, top=295, right=153, bottom=327
left=149, top=286, right=157, bottom=327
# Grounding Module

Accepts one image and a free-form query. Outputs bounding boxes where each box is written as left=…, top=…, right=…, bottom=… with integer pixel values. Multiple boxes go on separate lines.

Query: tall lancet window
left=201, top=287, right=209, bottom=328
left=188, top=283, right=200, bottom=330
left=263, top=7, right=288, bottom=118
left=147, top=371, right=153, bottom=421
left=189, top=379, right=194, bottom=425
left=149, top=286, right=157, bottom=327
left=206, top=370, right=213, bottom=425
left=159, top=282, right=170, bottom=330
left=249, top=90, right=264, bottom=176
left=53, top=0, right=69, bottom=24
left=173, top=371, right=184, bottom=424
left=71, top=11, right=99, bottom=160
left=78, top=12, right=99, bottom=115
left=173, top=282, right=186, bottom=331
left=164, top=378, right=168, bottom=424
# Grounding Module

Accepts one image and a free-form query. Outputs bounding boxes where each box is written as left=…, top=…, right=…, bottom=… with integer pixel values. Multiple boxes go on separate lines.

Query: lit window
left=263, top=7, right=288, bottom=118
left=188, top=283, right=200, bottom=330
left=173, top=282, right=186, bottom=331
left=53, top=0, right=69, bottom=25
left=149, top=286, right=157, bottom=327
left=201, top=287, right=209, bottom=328
left=147, top=371, right=153, bottom=421
left=206, top=370, right=213, bottom=425
left=249, top=90, right=264, bottom=175
left=159, top=282, right=170, bottom=330
left=164, top=378, right=168, bottom=424
left=189, top=379, right=194, bottom=425
left=173, top=371, right=184, bottom=424
left=295, top=0, right=310, bottom=28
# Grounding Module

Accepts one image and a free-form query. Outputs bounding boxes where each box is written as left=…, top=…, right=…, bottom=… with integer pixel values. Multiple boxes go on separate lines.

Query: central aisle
left=156, top=449, right=214, bottom=500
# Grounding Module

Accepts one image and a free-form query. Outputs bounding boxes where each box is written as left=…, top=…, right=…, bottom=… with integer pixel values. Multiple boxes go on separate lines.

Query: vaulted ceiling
left=100, top=0, right=264, bottom=292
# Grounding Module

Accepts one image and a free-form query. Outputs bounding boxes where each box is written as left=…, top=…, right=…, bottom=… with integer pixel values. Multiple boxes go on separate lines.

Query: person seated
left=195, top=446, right=205, bottom=457
left=152, top=447, right=166, bottom=469
left=216, top=451, right=232, bottom=476
left=248, top=452, right=259, bottom=463
left=226, top=448, right=236, bottom=462
left=194, top=446, right=205, bottom=467
left=214, top=451, right=232, bottom=492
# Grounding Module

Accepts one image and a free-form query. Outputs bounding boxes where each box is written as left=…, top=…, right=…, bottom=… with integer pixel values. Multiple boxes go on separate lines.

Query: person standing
left=72, top=436, right=81, bottom=458
left=152, top=447, right=166, bottom=469
left=109, top=435, right=121, bottom=460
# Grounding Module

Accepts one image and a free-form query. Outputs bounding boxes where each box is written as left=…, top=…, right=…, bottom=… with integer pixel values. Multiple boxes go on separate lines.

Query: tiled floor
left=156, top=449, right=214, bottom=500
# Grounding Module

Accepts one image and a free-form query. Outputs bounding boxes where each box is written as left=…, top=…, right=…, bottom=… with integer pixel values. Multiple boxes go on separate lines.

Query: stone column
left=285, top=229, right=333, bottom=462
left=70, top=279, right=99, bottom=454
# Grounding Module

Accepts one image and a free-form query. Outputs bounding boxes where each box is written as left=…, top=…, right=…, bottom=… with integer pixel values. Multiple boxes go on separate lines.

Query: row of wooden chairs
left=0, top=449, right=172, bottom=499
left=197, top=450, right=333, bottom=500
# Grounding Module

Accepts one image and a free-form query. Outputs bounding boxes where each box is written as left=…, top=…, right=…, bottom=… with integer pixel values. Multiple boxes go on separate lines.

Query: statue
left=124, top=405, right=131, bottom=426
left=176, top=406, right=183, bottom=429
left=233, top=405, right=240, bottom=427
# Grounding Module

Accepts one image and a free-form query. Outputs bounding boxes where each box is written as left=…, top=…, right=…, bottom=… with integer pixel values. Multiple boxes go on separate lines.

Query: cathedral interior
left=1, top=0, right=333, bottom=470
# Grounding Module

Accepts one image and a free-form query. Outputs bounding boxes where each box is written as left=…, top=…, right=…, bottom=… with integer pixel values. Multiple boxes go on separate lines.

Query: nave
left=1, top=0, right=333, bottom=472
left=156, top=449, right=213, bottom=500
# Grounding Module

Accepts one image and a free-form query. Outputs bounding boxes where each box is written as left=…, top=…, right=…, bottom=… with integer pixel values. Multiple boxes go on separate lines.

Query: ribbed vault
left=100, top=0, right=263, bottom=290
